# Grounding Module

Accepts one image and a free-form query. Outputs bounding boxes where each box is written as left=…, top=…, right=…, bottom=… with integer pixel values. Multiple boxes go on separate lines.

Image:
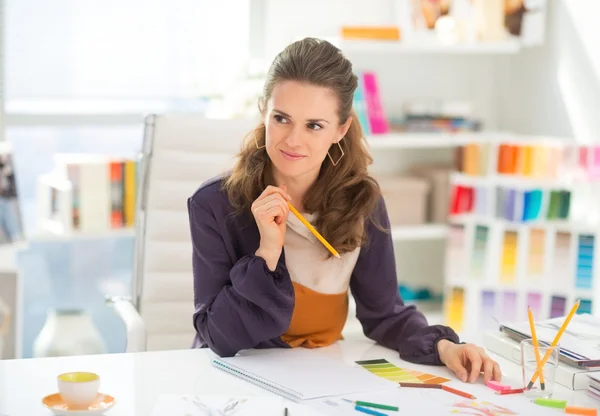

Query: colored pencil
left=355, top=405, right=388, bottom=416
left=527, top=299, right=580, bottom=389
left=527, top=306, right=546, bottom=390
left=565, top=406, right=598, bottom=415
left=534, top=398, right=567, bottom=409
left=495, top=387, right=525, bottom=395
left=287, top=202, right=340, bottom=259
left=442, top=385, right=476, bottom=399
left=399, top=382, right=442, bottom=389
left=342, top=399, right=398, bottom=411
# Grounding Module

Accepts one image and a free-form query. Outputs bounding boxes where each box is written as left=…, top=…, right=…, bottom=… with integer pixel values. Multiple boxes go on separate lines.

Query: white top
left=284, top=212, right=360, bottom=294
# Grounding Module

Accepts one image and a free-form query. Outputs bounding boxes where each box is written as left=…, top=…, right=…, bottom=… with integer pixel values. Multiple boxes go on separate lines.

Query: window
left=6, top=0, right=251, bottom=100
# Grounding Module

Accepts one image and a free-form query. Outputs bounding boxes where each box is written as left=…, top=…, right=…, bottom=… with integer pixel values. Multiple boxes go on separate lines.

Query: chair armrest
left=106, top=296, right=147, bottom=353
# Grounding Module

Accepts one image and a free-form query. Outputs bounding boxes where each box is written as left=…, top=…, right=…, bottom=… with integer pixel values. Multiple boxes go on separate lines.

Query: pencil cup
left=520, top=339, right=559, bottom=398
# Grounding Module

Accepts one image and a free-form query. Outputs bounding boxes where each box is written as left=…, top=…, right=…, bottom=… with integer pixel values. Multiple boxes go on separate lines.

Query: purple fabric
left=188, top=176, right=460, bottom=364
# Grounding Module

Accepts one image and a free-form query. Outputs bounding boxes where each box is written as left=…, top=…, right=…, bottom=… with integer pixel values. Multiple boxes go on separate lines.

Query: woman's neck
left=272, top=168, right=318, bottom=212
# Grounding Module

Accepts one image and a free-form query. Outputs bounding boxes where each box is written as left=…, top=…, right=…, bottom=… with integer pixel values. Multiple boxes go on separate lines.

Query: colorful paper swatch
left=550, top=295, right=566, bottom=318
left=447, top=225, right=466, bottom=279
left=463, top=144, right=480, bottom=176
left=547, top=190, right=571, bottom=220
left=356, top=359, right=449, bottom=384
left=474, top=186, right=487, bottom=216
left=452, top=400, right=517, bottom=415
left=522, top=190, right=543, bottom=221
left=470, top=225, right=489, bottom=278
left=500, top=231, right=518, bottom=283
left=446, top=287, right=465, bottom=332
left=527, top=292, right=542, bottom=319
left=578, top=299, right=593, bottom=315
left=480, top=290, right=496, bottom=330
left=502, top=291, right=517, bottom=323
left=450, top=185, right=474, bottom=215
left=496, top=143, right=567, bottom=178
left=591, top=146, right=600, bottom=178
left=527, top=229, right=545, bottom=277
left=552, top=232, right=571, bottom=290
left=497, top=144, right=517, bottom=174
left=576, top=235, right=594, bottom=290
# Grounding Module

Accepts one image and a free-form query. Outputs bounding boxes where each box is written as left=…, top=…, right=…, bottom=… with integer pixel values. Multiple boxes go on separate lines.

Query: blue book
left=352, top=71, right=371, bottom=136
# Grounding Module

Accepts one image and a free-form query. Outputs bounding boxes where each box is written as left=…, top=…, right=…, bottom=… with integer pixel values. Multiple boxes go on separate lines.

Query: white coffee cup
left=57, top=372, right=100, bottom=409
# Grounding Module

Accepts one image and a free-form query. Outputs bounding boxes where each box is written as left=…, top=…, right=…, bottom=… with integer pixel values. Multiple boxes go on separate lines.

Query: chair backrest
left=135, top=114, right=257, bottom=351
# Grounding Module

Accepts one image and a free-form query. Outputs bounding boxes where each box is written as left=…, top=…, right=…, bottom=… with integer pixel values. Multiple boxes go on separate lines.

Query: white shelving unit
left=444, top=137, right=600, bottom=339
left=450, top=171, right=580, bottom=189
left=30, top=228, right=135, bottom=242
left=340, top=38, right=522, bottom=55
left=391, top=224, right=447, bottom=241
left=366, top=132, right=502, bottom=149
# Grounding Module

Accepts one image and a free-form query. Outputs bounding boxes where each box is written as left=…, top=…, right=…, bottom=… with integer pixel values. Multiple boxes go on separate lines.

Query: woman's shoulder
left=188, top=173, right=232, bottom=213
left=364, top=190, right=391, bottom=234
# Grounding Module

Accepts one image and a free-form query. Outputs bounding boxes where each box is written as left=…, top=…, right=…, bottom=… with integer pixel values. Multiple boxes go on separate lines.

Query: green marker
left=534, top=398, right=567, bottom=409
left=343, top=399, right=399, bottom=412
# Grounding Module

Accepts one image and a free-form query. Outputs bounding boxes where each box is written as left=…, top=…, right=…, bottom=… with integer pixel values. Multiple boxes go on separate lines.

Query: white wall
left=262, top=0, right=508, bottom=130
left=263, top=0, right=398, bottom=60
left=500, top=1, right=600, bottom=143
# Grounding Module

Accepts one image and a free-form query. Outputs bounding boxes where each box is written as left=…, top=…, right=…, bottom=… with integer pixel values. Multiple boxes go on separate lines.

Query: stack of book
left=484, top=314, right=600, bottom=390
left=588, top=374, right=600, bottom=402
left=37, top=154, right=140, bottom=235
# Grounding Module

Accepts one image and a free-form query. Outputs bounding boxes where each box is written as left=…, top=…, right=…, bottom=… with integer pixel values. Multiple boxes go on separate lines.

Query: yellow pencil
left=527, top=306, right=545, bottom=390
left=287, top=202, right=341, bottom=259
left=527, top=299, right=580, bottom=389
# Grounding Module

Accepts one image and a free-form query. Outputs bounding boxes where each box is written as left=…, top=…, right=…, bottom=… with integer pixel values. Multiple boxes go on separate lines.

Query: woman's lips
left=281, top=150, right=305, bottom=161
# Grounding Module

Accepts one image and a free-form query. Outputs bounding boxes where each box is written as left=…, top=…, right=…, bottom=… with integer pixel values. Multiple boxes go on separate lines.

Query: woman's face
left=264, top=80, right=351, bottom=182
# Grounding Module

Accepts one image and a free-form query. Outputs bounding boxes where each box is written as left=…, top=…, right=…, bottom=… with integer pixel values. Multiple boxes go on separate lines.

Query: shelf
left=450, top=172, right=579, bottom=189
left=30, top=228, right=136, bottom=242
left=340, top=38, right=521, bottom=55
left=366, top=132, right=499, bottom=149
left=4, top=98, right=208, bottom=126
left=449, top=215, right=600, bottom=233
left=391, top=224, right=448, bottom=240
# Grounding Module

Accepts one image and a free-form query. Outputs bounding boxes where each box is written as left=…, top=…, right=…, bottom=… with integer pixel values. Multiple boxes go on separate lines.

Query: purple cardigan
left=188, top=176, right=460, bottom=364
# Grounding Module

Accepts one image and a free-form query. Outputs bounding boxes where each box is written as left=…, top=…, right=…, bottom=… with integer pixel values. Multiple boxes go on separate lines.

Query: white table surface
left=0, top=339, right=597, bottom=415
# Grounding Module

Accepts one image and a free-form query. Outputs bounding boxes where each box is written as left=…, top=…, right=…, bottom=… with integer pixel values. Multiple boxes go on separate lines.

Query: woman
left=188, top=37, right=501, bottom=384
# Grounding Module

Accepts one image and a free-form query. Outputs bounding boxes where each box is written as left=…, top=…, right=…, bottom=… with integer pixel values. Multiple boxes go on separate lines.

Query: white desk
left=0, top=339, right=597, bottom=415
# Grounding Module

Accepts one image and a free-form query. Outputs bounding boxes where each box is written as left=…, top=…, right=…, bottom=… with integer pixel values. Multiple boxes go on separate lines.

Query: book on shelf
left=499, top=313, right=600, bottom=368
left=353, top=71, right=388, bottom=135
left=40, top=155, right=140, bottom=235
left=341, top=26, right=400, bottom=41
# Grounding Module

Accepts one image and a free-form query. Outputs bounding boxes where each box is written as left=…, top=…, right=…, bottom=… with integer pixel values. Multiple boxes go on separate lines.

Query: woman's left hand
left=437, top=339, right=502, bottom=383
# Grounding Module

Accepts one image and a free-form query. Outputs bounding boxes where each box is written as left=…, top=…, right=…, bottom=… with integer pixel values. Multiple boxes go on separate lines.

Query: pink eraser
left=486, top=381, right=510, bottom=391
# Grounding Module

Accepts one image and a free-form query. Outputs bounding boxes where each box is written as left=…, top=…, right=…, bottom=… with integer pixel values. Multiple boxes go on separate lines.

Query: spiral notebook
left=211, top=348, right=397, bottom=402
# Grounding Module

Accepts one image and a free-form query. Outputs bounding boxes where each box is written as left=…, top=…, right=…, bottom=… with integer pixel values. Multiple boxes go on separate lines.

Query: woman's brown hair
left=224, top=37, right=382, bottom=255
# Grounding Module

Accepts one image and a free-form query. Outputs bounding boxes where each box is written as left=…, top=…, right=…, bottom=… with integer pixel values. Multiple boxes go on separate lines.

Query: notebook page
left=213, top=348, right=397, bottom=401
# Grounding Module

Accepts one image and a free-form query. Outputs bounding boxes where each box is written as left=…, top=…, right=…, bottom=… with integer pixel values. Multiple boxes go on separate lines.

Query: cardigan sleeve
left=188, top=197, right=294, bottom=357
left=349, top=197, right=460, bottom=365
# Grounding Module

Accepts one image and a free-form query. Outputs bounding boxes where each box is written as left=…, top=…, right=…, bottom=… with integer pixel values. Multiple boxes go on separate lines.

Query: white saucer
left=42, top=392, right=116, bottom=415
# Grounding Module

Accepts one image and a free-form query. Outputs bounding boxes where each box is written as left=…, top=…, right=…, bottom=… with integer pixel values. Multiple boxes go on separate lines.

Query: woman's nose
left=284, top=126, right=303, bottom=147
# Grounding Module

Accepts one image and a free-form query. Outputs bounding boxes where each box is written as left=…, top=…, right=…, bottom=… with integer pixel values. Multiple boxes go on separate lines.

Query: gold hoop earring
left=254, top=136, right=265, bottom=149
left=327, top=140, right=345, bottom=167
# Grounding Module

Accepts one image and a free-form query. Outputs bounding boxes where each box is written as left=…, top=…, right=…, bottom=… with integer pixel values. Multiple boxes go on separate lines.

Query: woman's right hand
left=252, top=185, right=292, bottom=271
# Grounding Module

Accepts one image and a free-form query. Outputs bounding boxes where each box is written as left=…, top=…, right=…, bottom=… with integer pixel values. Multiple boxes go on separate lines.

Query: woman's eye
left=274, top=115, right=288, bottom=124
left=307, top=123, right=322, bottom=131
